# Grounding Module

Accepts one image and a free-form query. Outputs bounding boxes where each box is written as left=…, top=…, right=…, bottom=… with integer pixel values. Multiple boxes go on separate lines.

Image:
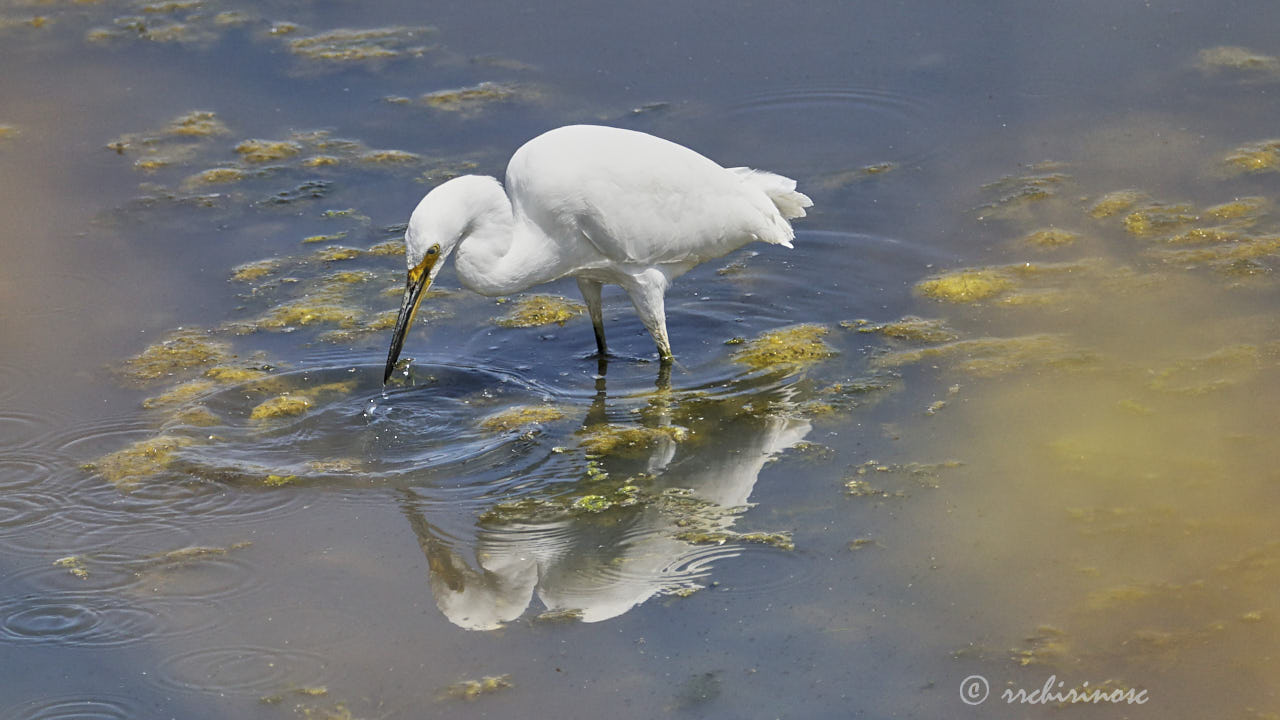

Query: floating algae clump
left=1223, top=139, right=1280, bottom=174
left=313, top=246, right=362, bottom=262
left=1196, top=46, right=1280, bottom=78
left=494, top=294, right=584, bottom=327
left=731, top=324, right=836, bottom=371
left=841, top=316, right=957, bottom=343
left=420, top=82, right=527, bottom=114
left=1122, top=204, right=1199, bottom=236
left=1205, top=196, right=1268, bottom=219
left=1088, top=189, right=1146, bottom=218
left=187, top=167, right=247, bottom=186
left=478, top=405, right=567, bottom=432
left=674, top=529, right=794, bottom=551
left=230, top=258, right=280, bottom=282
left=53, top=556, right=89, bottom=579
left=249, top=393, right=312, bottom=419
left=874, top=334, right=1088, bottom=377
left=142, top=379, right=217, bottom=409
left=257, top=299, right=363, bottom=330
left=123, top=329, right=231, bottom=382
left=203, top=365, right=271, bottom=383
left=1165, top=226, right=1245, bottom=246
left=87, top=435, right=194, bottom=491
left=288, top=26, right=435, bottom=63
left=442, top=674, right=512, bottom=701
left=577, top=423, right=688, bottom=457
left=916, top=269, right=1015, bottom=303
left=1023, top=227, right=1078, bottom=249
left=234, top=138, right=301, bottom=163
left=1147, top=344, right=1260, bottom=394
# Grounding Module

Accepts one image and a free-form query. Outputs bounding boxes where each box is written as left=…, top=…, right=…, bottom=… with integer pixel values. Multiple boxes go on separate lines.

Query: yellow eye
left=427, top=245, right=439, bottom=256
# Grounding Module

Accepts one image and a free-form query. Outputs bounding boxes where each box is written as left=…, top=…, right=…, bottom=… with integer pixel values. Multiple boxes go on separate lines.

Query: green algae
left=249, top=393, right=312, bottom=420
left=478, top=404, right=567, bottom=432
left=1205, top=196, right=1268, bottom=219
left=916, top=269, right=1015, bottom=303
left=577, top=423, right=688, bottom=457
left=230, top=258, right=280, bottom=282
left=288, top=26, right=435, bottom=64
left=263, top=473, right=298, bottom=487
left=186, top=166, right=248, bottom=186
left=533, top=608, right=585, bottom=623
left=1147, top=344, right=1260, bottom=394
left=86, top=434, right=195, bottom=491
left=731, top=324, right=836, bottom=372
left=165, top=405, right=221, bottom=427
left=123, top=329, right=231, bottom=383
left=234, top=138, right=301, bottom=163
left=1224, top=139, right=1280, bottom=174
left=107, top=110, right=229, bottom=172
left=313, top=246, right=361, bottom=262
left=256, top=300, right=363, bottom=330
left=53, top=555, right=89, bottom=579
left=874, top=334, right=1089, bottom=377
left=302, top=232, right=349, bottom=245
left=494, top=294, right=584, bottom=328
left=674, top=529, right=794, bottom=551
left=203, top=364, right=271, bottom=383
left=842, top=316, right=957, bottom=343
left=976, top=169, right=1070, bottom=218
left=1023, top=227, right=1078, bottom=248
left=1196, top=46, right=1280, bottom=79
left=1122, top=203, right=1199, bottom=236
left=442, top=675, right=512, bottom=701
left=141, top=379, right=216, bottom=409
left=419, top=82, right=530, bottom=115
left=1088, top=189, right=1146, bottom=218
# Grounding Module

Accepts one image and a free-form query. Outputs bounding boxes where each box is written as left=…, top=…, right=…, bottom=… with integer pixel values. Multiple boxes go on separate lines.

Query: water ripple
left=6, top=694, right=140, bottom=720
left=148, top=645, right=330, bottom=697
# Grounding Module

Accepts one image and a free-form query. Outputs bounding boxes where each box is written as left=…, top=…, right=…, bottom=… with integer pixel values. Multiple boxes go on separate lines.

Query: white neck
left=451, top=186, right=563, bottom=296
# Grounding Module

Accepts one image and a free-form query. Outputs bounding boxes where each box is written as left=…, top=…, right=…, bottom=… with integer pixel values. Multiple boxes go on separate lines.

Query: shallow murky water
left=3, top=1, right=1280, bottom=718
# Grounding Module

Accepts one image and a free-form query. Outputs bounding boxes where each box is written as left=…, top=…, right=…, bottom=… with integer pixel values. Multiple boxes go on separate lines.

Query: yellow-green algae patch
left=873, top=334, right=1091, bottom=377
left=1205, top=196, right=1268, bottom=219
left=249, top=394, right=311, bottom=420
left=1122, top=204, right=1199, bottom=237
left=365, top=240, right=405, bottom=256
left=86, top=435, right=195, bottom=491
left=255, top=298, right=364, bottom=331
left=123, top=329, right=231, bottom=382
left=186, top=167, right=247, bottom=186
left=1150, top=235, right=1280, bottom=266
left=234, top=138, right=301, bottom=163
left=53, top=555, right=89, bottom=579
left=1088, top=189, right=1146, bottom=218
left=494, top=294, right=584, bottom=327
left=731, top=324, right=836, bottom=372
left=1146, top=344, right=1261, bottom=395
left=441, top=675, right=512, bottom=701
left=165, top=406, right=221, bottom=427
left=916, top=269, right=1014, bottom=303
left=841, top=316, right=957, bottom=343
left=302, top=232, right=349, bottom=244
left=288, top=26, right=435, bottom=63
left=478, top=405, right=567, bottom=432
left=312, top=246, right=361, bottom=262
left=1164, top=226, right=1246, bottom=245
left=230, top=258, right=280, bottom=282
left=203, top=365, right=271, bottom=383
left=419, top=82, right=529, bottom=114
left=1023, top=227, right=1078, bottom=249
left=1223, top=139, right=1280, bottom=174
left=577, top=423, right=689, bottom=458
left=1196, top=46, right=1280, bottom=78
left=674, top=529, right=795, bottom=551
left=141, top=379, right=216, bottom=409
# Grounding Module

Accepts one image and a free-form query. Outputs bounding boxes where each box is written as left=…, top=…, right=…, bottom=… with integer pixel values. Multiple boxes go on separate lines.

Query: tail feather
left=730, top=167, right=814, bottom=220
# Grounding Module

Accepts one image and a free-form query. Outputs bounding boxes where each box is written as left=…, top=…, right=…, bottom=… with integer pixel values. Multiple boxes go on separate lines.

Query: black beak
left=383, top=268, right=432, bottom=383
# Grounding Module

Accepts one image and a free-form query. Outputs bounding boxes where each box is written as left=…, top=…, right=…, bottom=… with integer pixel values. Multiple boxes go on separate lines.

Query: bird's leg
left=576, top=277, right=607, bottom=357
left=621, top=270, right=674, bottom=363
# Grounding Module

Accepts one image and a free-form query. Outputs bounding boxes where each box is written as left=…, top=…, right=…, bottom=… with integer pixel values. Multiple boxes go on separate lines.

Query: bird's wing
left=507, top=125, right=795, bottom=268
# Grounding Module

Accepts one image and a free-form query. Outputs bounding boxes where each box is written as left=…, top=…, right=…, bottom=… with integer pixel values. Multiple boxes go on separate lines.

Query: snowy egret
left=383, top=124, right=813, bottom=383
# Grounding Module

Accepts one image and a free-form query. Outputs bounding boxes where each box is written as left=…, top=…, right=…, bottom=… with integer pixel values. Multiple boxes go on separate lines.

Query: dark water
left=3, top=1, right=1280, bottom=718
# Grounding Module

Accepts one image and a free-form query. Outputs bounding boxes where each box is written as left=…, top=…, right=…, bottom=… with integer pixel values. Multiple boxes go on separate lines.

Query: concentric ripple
left=718, top=86, right=943, bottom=175
left=148, top=645, right=330, bottom=697
left=0, top=593, right=215, bottom=647
left=6, top=694, right=140, bottom=720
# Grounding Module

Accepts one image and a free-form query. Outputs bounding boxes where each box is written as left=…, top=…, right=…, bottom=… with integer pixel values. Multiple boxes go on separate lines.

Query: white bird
left=383, top=124, right=813, bottom=383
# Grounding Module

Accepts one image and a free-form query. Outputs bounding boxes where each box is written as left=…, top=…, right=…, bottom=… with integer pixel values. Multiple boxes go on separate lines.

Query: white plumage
left=383, top=124, right=812, bottom=382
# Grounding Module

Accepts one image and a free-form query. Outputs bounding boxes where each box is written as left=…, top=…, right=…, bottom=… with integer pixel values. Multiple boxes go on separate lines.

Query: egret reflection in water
left=397, top=367, right=811, bottom=630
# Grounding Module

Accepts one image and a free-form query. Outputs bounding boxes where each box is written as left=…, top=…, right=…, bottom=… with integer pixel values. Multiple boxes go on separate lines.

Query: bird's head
left=383, top=175, right=503, bottom=383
